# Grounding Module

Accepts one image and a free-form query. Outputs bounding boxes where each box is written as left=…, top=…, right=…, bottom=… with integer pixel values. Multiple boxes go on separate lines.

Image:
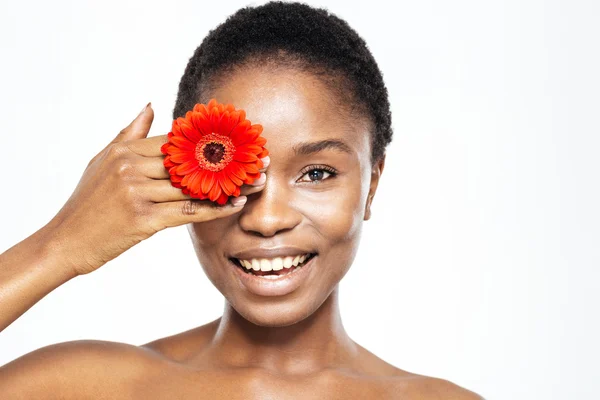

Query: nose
left=237, top=175, right=302, bottom=237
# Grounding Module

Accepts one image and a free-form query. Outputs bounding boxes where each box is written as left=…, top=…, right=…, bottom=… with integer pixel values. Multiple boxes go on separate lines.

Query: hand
left=44, top=103, right=269, bottom=276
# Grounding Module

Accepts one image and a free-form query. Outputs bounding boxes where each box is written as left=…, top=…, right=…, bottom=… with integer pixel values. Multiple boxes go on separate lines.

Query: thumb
left=111, top=102, right=154, bottom=145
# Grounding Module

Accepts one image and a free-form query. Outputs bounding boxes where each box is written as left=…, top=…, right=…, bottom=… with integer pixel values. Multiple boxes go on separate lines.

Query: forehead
left=207, top=67, right=370, bottom=160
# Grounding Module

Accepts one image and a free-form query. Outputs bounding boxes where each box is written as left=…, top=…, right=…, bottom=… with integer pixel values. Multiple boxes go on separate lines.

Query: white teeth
left=272, top=258, right=284, bottom=271
left=260, top=259, right=271, bottom=271
left=236, top=253, right=312, bottom=272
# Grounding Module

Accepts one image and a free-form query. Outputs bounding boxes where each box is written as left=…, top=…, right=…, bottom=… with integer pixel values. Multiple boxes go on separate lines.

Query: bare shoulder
left=140, top=318, right=219, bottom=362
left=351, top=343, right=483, bottom=399
left=0, top=339, right=169, bottom=399
left=391, top=373, right=485, bottom=400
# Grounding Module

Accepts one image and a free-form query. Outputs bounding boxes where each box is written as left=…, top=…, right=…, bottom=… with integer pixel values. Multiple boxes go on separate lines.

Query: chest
left=121, top=368, right=402, bottom=400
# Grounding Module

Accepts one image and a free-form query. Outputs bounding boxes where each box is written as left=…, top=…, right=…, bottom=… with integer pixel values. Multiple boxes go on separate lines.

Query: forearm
left=0, top=223, right=78, bottom=332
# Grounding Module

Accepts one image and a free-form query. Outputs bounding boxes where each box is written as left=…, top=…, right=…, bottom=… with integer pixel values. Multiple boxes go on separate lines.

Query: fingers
left=150, top=198, right=247, bottom=229
left=110, top=103, right=154, bottom=146
left=138, top=180, right=194, bottom=203
left=125, top=134, right=169, bottom=157
left=139, top=154, right=271, bottom=228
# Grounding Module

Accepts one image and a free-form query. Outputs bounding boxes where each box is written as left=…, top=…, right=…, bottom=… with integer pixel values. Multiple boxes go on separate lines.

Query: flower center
left=195, top=133, right=235, bottom=172
left=204, top=143, right=225, bottom=164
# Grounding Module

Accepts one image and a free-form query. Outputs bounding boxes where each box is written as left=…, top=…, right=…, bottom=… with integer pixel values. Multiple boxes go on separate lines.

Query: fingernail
left=261, top=156, right=270, bottom=168
left=139, top=102, right=151, bottom=115
left=231, top=196, right=247, bottom=207
left=252, top=172, right=266, bottom=186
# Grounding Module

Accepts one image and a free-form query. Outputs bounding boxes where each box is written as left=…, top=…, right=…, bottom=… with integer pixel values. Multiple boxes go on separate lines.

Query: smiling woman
left=0, top=1, right=483, bottom=399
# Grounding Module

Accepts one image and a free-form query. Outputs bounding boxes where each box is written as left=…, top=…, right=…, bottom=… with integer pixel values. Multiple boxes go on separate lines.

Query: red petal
left=225, top=169, right=244, bottom=186
left=201, top=169, right=216, bottom=195
left=229, top=120, right=251, bottom=144
left=233, top=151, right=258, bottom=163
left=244, top=162, right=260, bottom=174
left=178, top=118, right=202, bottom=142
left=175, top=160, right=199, bottom=175
left=236, top=144, right=263, bottom=154
left=216, top=192, right=229, bottom=205
left=228, top=162, right=248, bottom=181
left=171, top=135, right=196, bottom=150
left=160, top=142, right=170, bottom=155
left=190, top=111, right=212, bottom=136
left=208, top=177, right=222, bottom=201
left=219, top=175, right=237, bottom=196
left=186, top=170, right=202, bottom=193
left=170, top=150, right=195, bottom=163
left=257, top=149, right=269, bottom=158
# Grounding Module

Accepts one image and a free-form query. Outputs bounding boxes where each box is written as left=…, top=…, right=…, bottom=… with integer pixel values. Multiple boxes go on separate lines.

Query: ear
left=363, top=153, right=386, bottom=221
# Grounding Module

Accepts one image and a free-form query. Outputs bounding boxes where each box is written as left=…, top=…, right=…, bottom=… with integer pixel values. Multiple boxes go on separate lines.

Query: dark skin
left=0, top=66, right=483, bottom=399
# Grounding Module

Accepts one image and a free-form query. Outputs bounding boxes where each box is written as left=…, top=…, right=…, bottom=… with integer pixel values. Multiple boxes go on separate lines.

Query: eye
left=297, top=165, right=338, bottom=184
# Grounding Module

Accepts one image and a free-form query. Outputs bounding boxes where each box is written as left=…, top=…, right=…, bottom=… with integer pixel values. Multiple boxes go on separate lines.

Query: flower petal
left=171, top=135, right=196, bottom=151
left=186, top=170, right=202, bottom=193
left=170, top=150, right=195, bottom=163
left=200, top=169, right=216, bottom=195
left=225, top=169, right=244, bottom=186
left=219, top=175, right=237, bottom=196
left=229, top=120, right=252, bottom=145
left=216, top=191, right=229, bottom=205
left=236, top=144, right=263, bottom=154
left=175, top=160, right=199, bottom=175
left=190, top=112, right=213, bottom=136
left=177, top=118, right=202, bottom=142
left=208, top=176, right=222, bottom=202
left=228, top=161, right=248, bottom=181
left=233, top=151, right=258, bottom=163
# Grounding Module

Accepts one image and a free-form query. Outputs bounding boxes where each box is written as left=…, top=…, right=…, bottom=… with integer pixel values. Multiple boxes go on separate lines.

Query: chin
left=228, top=295, right=325, bottom=328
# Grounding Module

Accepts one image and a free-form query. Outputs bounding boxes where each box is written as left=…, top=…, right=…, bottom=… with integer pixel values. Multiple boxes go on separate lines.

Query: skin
left=0, top=66, right=483, bottom=399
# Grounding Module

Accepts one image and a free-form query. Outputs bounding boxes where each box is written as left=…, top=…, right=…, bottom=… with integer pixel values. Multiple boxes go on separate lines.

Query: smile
left=229, top=253, right=318, bottom=297
left=231, top=253, right=317, bottom=277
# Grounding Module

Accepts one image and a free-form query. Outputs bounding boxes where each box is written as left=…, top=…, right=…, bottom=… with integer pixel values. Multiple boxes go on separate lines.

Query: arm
left=0, top=221, right=77, bottom=333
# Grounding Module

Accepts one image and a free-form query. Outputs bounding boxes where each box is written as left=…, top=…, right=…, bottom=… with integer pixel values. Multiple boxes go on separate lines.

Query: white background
left=1, top=0, right=598, bottom=398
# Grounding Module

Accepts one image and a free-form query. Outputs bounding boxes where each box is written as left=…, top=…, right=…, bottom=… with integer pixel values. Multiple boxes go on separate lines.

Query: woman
left=0, top=2, right=483, bottom=398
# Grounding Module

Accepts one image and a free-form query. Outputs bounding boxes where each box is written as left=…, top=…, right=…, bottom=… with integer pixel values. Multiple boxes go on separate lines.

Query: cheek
left=297, top=180, right=366, bottom=281
left=300, top=180, right=365, bottom=241
left=187, top=219, right=231, bottom=278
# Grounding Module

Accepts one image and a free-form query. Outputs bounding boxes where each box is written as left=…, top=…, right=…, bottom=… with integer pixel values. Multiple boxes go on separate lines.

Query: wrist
left=35, top=220, right=82, bottom=282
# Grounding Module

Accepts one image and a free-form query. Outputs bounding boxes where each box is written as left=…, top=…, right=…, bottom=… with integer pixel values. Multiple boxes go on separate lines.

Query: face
left=187, top=66, right=385, bottom=327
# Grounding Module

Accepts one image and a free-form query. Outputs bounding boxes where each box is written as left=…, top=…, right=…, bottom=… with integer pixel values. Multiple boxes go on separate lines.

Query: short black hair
left=173, top=1, right=393, bottom=166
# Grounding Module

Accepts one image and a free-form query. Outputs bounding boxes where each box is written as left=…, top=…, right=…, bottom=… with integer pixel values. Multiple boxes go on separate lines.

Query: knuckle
left=181, top=200, right=200, bottom=216
left=123, top=183, right=138, bottom=201
left=106, top=143, right=125, bottom=158
left=131, top=202, right=152, bottom=228
left=113, top=158, right=136, bottom=178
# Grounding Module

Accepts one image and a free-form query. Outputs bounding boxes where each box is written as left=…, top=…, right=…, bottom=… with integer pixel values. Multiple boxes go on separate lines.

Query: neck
left=205, top=286, right=358, bottom=374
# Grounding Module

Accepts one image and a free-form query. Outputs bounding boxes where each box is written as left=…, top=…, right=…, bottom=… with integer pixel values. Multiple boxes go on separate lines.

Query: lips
left=229, top=253, right=318, bottom=297
left=231, top=253, right=317, bottom=276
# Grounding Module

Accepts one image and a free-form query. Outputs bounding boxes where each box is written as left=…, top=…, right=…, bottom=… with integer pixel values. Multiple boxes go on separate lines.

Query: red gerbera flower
left=160, top=98, right=269, bottom=205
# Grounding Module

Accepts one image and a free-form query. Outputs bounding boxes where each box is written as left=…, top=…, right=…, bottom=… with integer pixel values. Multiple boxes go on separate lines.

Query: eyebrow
left=292, top=139, right=354, bottom=157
